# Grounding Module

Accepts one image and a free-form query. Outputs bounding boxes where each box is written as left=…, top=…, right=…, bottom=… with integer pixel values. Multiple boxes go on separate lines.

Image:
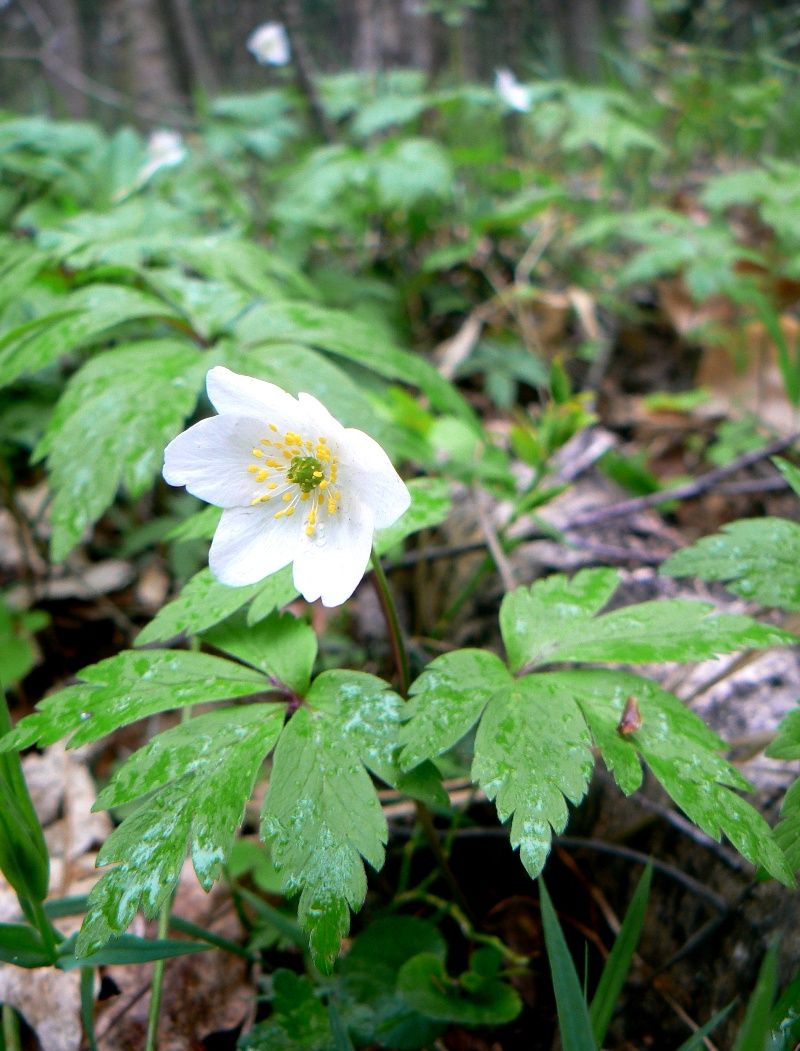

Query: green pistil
left=286, top=455, right=324, bottom=493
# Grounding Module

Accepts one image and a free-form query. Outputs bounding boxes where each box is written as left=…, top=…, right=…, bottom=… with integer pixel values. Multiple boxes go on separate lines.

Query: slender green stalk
left=370, top=549, right=409, bottom=695
left=2, top=1003, right=21, bottom=1051
left=144, top=898, right=172, bottom=1051
left=145, top=703, right=193, bottom=1051
left=371, top=549, right=473, bottom=917
left=80, top=967, right=99, bottom=1051
left=28, top=896, right=60, bottom=961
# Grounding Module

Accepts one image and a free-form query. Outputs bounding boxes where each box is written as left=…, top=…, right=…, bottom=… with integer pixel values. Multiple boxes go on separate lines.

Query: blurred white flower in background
left=247, top=22, right=291, bottom=66
left=163, top=367, right=410, bottom=607
left=137, top=129, right=186, bottom=184
left=495, top=68, right=531, bottom=112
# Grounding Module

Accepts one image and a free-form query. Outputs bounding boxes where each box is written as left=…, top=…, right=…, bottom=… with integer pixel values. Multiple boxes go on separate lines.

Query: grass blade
left=539, top=879, right=598, bottom=1051
left=589, top=864, right=652, bottom=1044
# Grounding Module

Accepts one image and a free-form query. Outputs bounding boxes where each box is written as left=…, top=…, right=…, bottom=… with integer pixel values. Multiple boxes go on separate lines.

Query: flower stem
left=370, top=548, right=409, bottom=696
left=144, top=898, right=172, bottom=1051
left=144, top=703, right=193, bottom=1051
left=2, top=1003, right=21, bottom=1051
left=370, top=549, right=473, bottom=920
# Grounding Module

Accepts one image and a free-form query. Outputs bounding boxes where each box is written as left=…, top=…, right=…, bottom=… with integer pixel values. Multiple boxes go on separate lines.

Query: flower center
left=246, top=424, right=341, bottom=537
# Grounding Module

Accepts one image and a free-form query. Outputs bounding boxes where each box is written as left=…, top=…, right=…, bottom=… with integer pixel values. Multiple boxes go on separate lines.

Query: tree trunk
left=353, top=0, right=379, bottom=72
left=39, top=0, right=89, bottom=119
left=122, top=0, right=184, bottom=125
left=168, top=0, right=220, bottom=94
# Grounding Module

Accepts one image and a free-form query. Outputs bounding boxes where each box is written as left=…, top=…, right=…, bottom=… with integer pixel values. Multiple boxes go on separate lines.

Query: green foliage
left=0, top=598, right=48, bottom=686
left=396, top=948, right=521, bottom=1026
left=662, top=519, right=800, bottom=610
left=402, top=569, right=795, bottom=884
left=0, top=650, right=265, bottom=750
left=35, top=339, right=204, bottom=559
left=261, top=672, right=403, bottom=972
left=79, top=705, right=284, bottom=955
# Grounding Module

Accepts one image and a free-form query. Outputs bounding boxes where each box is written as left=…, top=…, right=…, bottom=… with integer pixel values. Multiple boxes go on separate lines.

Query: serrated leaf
left=400, top=649, right=512, bottom=771
left=0, top=649, right=265, bottom=751
left=0, top=284, right=182, bottom=388
left=473, top=676, right=595, bottom=878
left=396, top=951, right=522, bottom=1027
left=375, top=138, right=453, bottom=210
left=235, top=300, right=475, bottom=424
left=203, top=611, right=317, bottom=695
left=78, top=705, right=283, bottom=955
left=35, top=339, right=203, bottom=560
left=502, top=568, right=795, bottom=671
left=261, top=671, right=404, bottom=972
left=500, top=568, right=620, bottom=672
left=134, top=566, right=296, bottom=645
left=559, top=669, right=794, bottom=884
left=661, top=518, right=800, bottom=610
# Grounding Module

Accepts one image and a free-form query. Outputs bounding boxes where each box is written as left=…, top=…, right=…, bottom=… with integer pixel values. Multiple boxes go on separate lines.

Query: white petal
left=297, top=392, right=347, bottom=443
left=337, top=427, right=411, bottom=528
left=209, top=505, right=302, bottom=586
left=164, top=415, right=270, bottom=507
left=207, top=366, right=304, bottom=431
left=292, top=500, right=375, bottom=607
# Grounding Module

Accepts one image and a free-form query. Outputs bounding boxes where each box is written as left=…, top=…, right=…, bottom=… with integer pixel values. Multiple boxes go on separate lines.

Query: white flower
left=495, top=68, right=531, bottom=112
left=247, top=22, right=291, bottom=66
left=137, top=129, right=186, bottom=184
left=164, top=367, right=411, bottom=607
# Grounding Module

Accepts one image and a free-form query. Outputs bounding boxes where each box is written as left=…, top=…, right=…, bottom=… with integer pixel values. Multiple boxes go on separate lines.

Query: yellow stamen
left=327, top=496, right=337, bottom=514
left=282, top=492, right=293, bottom=503
left=251, top=448, right=263, bottom=457
left=269, top=423, right=279, bottom=432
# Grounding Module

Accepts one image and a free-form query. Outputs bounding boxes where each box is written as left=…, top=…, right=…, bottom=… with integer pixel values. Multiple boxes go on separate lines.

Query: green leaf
left=0, top=649, right=265, bottom=751
left=239, top=970, right=333, bottom=1051
left=732, top=942, right=779, bottom=1051
left=0, top=922, right=51, bottom=968
left=203, top=611, right=317, bottom=695
left=261, top=671, right=403, bottom=972
left=35, top=339, right=203, bottom=560
left=539, top=880, right=598, bottom=1051
left=78, top=705, right=283, bottom=955
left=473, top=675, right=595, bottom=878
left=400, top=649, right=512, bottom=771
left=560, top=669, right=794, bottom=885
left=500, top=568, right=620, bottom=672
left=661, top=518, right=800, bottom=611
left=134, top=566, right=296, bottom=645
left=674, top=1003, right=734, bottom=1051
left=56, top=932, right=210, bottom=970
left=0, top=284, right=182, bottom=388
left=375, top=477, right=451, bottom=555
left=773, top=457, right=800, bottom=500
left=396, top=949, right=522, bottom=1027
left=771, top=779, right=800, bottom=871
left=501, top=568, right=794, bottom=671
left=235, top=301, right=476, bottom=425
left=226, top=341, right=396, bottom=452
left=166, top=504, right=222, bottom=542
left=589, top=865, right=652, bottom=1044
left=339, top=917, right=446, bottom=1050
left=375, top=138, right=453, bottom=210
